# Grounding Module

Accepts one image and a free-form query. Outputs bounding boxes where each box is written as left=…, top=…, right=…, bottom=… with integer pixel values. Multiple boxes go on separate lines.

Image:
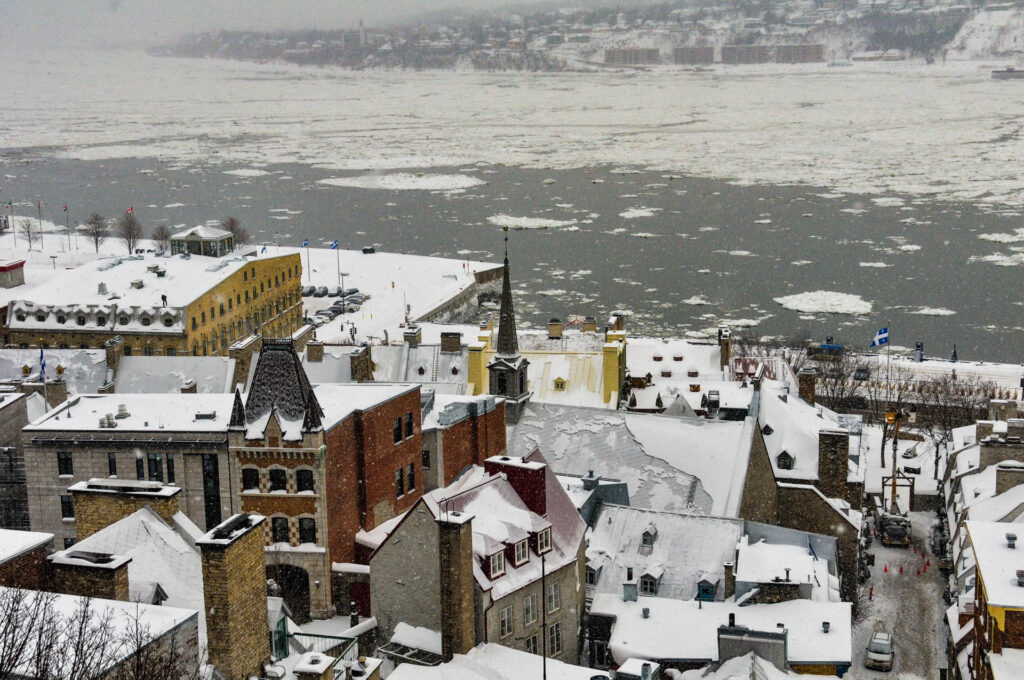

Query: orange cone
left=924, top=565, right=927, bottom=573
left=899, top=565, right=903, bottom=574
left=884, top=564, right=888, bottom=573
left=916, top=569, right=920, bottom=576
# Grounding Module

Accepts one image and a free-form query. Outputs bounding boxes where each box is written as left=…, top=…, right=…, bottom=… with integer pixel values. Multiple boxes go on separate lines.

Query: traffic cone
left=869, top=585, right=874, bottom=600
left=884, top=564, right=888, bottom=573
left=924, top=565, right=928, bottom=573
left=916, top=569, right=920, bottom=576
left=899, top=565, right=903, bottom=574
left=922, top=552, right=926, bottom=559
left=926, top=560, right=930, bottom=567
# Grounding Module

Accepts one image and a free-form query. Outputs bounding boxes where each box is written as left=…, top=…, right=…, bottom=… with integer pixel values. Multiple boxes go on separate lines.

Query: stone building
left=371, top=450, right=587, bottom=665
left=6, top=250, right=301, bottom=357
left=23, top=393, right=236, bottom=546
left=0, top=527, right=54, bottom=589
left=0, top=390, right=30, bottom=529
left=965, top=520, right=1024, bottom=680
left=228, top=339, right=427, bottom=621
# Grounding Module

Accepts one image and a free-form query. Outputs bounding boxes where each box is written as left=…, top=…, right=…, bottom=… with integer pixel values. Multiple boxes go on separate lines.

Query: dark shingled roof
left=244, top=339, right=324, bottom=432
left=495, top=255, right=520, bottom=358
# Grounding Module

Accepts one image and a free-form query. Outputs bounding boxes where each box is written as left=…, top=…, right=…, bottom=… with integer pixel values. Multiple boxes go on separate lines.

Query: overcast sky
left=2, top=0, right=534, bottom=48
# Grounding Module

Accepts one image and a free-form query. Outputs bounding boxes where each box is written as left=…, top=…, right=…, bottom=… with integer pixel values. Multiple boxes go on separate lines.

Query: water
left=2, top=156, right=1021, bottom=362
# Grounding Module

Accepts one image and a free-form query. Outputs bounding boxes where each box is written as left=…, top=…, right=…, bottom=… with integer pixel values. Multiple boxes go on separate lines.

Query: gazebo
left=170, top=225, right=235, bottom=257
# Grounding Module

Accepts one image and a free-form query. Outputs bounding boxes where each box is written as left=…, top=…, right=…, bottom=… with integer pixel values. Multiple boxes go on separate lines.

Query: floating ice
left=487, top=215, right=577, bottom=230
left=620, top=207, right=659, bottom=219
left=859, top=262, right=891, bottom=268
left=223, top=168, right=270, bottom=177
left=774, top=291, right=872, bottom=315
left=319, top=173, right=486, bottom=191
left=912, top=307, right=956, bottom=316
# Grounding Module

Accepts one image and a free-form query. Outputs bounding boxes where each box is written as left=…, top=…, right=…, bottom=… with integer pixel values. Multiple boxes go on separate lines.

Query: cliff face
left=947, top=9, right=1024, bottom=60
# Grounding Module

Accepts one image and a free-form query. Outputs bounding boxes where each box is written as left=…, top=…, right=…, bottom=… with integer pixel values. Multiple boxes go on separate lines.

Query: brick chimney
left=48, top=550, right=131, bottom=601
left=440, top=332, right=462, bottom=354
left=437, top=510, right=476, bottom=660
left=198, top=513, right=270, bottom=680
left=548, top=318, right=563, bottom=340
left=484, top=455, right=547, bottom=517
left=724, top=561, right=736, bottom=599
left=816, top=430, right=850, bottom=501
left=70, top=479, right=181, bottom=540
left=996, top=463, right=1024, bottom=495
left=798, top=367, right=818, bottom=405
left=306, top=341, right=324, bottom=362
left=180, top=379, right=197, bottom=394
left=403, top=326, right=422, bottom=347
left=105, top=336, right=125, bottom=371
left=583, top=317, right=598, bottom=333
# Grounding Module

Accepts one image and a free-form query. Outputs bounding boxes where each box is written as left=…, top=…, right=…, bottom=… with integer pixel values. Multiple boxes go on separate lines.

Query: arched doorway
left=267, top=564, right=311, bottom=624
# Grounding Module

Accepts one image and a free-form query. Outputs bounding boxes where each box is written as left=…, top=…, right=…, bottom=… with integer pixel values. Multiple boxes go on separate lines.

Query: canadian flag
left=61, top=205, right=67, bottom=212
left=125, top=206, right=134, bottom=214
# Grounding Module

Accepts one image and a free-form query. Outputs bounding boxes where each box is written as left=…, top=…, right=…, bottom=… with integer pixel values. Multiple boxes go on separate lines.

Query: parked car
left=361, top=246, right=375, bottom=254
left=328, top=286, right=343, bottom=297
left=343, top=294, right=366, bottom=304
left=865, top=632, right=894, bottom=671
left=313, top=317, right=329, bottom=327
left=301, top=285, right=316, bottom=296
left=342, top=287, right=360, bottom=297
left=313, top=286, right=328, bottom=297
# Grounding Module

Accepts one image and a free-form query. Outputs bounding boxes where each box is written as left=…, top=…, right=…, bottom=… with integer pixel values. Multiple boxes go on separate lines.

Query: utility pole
left=541, top=553, right=547, bottom=680
left=36, top=201, right=44, bottom=251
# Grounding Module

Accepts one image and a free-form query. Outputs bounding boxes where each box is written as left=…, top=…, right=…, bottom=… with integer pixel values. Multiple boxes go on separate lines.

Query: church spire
left=495, top=227, right=520, bottom=358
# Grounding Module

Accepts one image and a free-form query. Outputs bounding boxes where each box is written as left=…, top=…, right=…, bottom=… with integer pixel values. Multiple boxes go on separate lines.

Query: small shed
left=170, top=226, right=234, bottom=257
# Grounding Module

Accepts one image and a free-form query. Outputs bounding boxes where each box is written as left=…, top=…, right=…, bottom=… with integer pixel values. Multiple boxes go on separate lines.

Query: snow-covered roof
left=757, top=380, right=859, bottom=482
left=735, top=535, right=838, bottom=602
left=0, top=528, right=53, bottom=562
left=586, top=504, right=742, bottom=601
left=314, top=383, right=419, bottom=431
left=27, top=393, right=234, bottom=432
left=590, top=595, right=852, bottom=666
left=7, top=252, right=284, bottom=334
left=989, top=648, right=1024, bottom=679
left=301, top=345, right=363, bottom=383
left=627, top=337, right=723, bottom=383
left=386, top=643, right=610, bottom=680
left=967, top=520, right=1024, bottom=609
left=525, top=351, right=614, bottom=409
left=66, top=507, right=206, bottom=643
left=390, top=622, right=442, bottom=655
left=419, top=450, right=586, bottom=600
left=171, top=225, right=232, bottom=240
left=516, top=328, right=607, bottom=353
left=114, top=355, right=237, bottom=393
left=0, top=348, right=106, bottom=394
left=371, top=344, right=468, bottom=385
left=677, top=652, right=839, bottom=680
left=421, top=393, right=497, bottom=431
left=0, top=586, right=196, bottom=676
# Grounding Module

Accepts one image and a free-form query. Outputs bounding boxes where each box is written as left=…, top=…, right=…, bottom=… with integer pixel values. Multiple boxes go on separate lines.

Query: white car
left=865, top=631, right=894, bottom=671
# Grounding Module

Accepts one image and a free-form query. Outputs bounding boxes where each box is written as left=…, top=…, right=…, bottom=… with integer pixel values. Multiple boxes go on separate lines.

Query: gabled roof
left=244, top=339, right=324, bottom=439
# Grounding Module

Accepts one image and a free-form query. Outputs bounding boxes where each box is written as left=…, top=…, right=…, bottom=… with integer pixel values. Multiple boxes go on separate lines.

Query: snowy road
left=845, top=512, right=945, bottom=680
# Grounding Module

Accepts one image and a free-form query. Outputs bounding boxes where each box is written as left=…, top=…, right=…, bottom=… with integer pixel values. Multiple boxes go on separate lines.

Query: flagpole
left=10, top=202, right=16, bottom=248
left=37, top=201, right=44, bottom=251
left=305, top=243, right=311, bottom=283
left=65, top=204, right=71, bottom=253
left=336, top=244, right=340, bottom=286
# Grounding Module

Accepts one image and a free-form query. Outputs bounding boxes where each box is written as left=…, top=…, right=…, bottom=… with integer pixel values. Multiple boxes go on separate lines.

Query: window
left=191, top=317, right=197, bottom=330
left=296, top=469, right=314, bottom=493
left=228, top=298, right=233, bottom=311
left=546, top=582, right=560, bottom=613
left=406, top=463, right=415, bottom=492
left=586, top=567, right=599, bottom=586
left=166, top=347, right=177, bottom=356
left=395, top=468, right=404, bottom=497
left=164, top=317, right=173, bottom=327
left=210, top=306, right=214, bottom=320
left=499, top=605, right=513, bottom=638
left=35, top=313, right=45, bottom=322
left=63, top=537, right=76, bottom=549
left=697, top=581, right=715, bottom=601
left=272, top=517, right=289, bottom=544
left=548, top=623, right=562, bottom=656
left=260, top=282, right=265, bottom=293
left=96, top=315, right=106, bottom=326
left=404, top=412, right=414, bottom=438
left=269, top=469, right=287, bottom=492
left=135, top=452, right=145, bottom=480
left=537, top=528, right=552, bottom=554
left=148, top=452, right=163, bottom=482
left=525, top=633, right=539, bottom=655
left=107, top=452, right=117, bottom=477
left=640, top=575, right=658, bottom=595
left=243, top=271, right=248, bottom=282
left=56, top=315, right=66, bottom=324
left=119, top=315, right=129, bottom=325
left=141, top=317, right=151, bottom=327
left=77, top=316, right=86, bottom=326
left=57, top=451, right=73, bottom=476
left=497, top=373, right=507, bottom=393
left=166, top=454, right=175, bottom=483
left=242, top=468, right=260, bottom=491
left=123, top=346, right=132, bottom=356
left=393, top=417, right=402, bottom=444
left=60, top=494, right=74, bottom=519
left=219, top=303, right=225, bottom=316
left=201, top=311, right=206, bottom=324
left=641, top=529, right=656, bottom=548
left=514, top=540, right=528, bottom=566
left=422, top=449, right=431, bottom=470
left=490, top=552, right=505, bottom=578
left=143, top=346, right=154, bottom=356
left=523, top=594, right=538, bottom=625
left=298, top=518, right=316, bottom=544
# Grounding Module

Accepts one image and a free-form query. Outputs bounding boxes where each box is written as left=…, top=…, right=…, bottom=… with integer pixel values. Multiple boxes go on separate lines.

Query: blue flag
left=870, top=327, right=889, bottom=347
left=39, top=347, right=45, bottom=377
left=301, top=239, right=308, bottom=248
left=261, top=245, right=267, bottom=254
left=330, top=240, right=338, bottom=250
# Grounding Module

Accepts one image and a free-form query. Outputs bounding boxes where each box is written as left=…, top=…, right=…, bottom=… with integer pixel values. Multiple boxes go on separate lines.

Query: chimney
left=641, top=662, right=653, bottom=680
left=440, top=332, right=462, bottom=353
left=180, top=379, right=197, bottom=394
left=642, top=607, right=650, bottom=619
left=293, top=652, right=334, bottom=680
left=822, top=621, right=830, bottom=634
left=437, top=511, right=475, bottom=660
left=349, top=603, right=358, bottom=627
left=1008, top=533, right=1017, bottom=549
left=581, top=469, right=600, bottom=491
left=798, top=367, right=818, bottom=405
left=98, top=282, right=107, bottom=295
left=198, top=514, right=270, bottom=680
left=623, top=580, right=638, bottom=602
left=403, top=325, right=421, bottom=347
left=104, top=335, right=125, bottom=371
left=47, top=550, right=132, bottom=601
left=583, top=316, right=598, bottom=333
left=70, top=479, right=180, bottom=539
left=784, top=567, right=791, bottom=581
left=723, top=561, right=736, bottom=599
left=548, top=318, right=563, bottom=340
left=484, top=455, right=547, bottom=517
left=728, top=612, right=736, bottom=628
left=717, top=326, right=732, bottom=371
left=306, top=340, right=324, bottom=362
left=1017, top=569, right=1024, bottom=587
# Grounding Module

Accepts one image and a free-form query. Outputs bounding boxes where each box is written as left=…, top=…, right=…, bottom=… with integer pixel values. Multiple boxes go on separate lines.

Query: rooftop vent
left=130, top=279, right=144, bottom=289
left=210, top=513, right=255, bottom=540
left=1008, top=533, right=1017, bottom=549
left=1017, top=569, right=1024, bottom=587
left=194, top=411, right=217, bottom=421
left=65, top=550, right=115, bottom=565
left=115, top=404, right=129, bottom=419
left=822, top=621, right=830, bottom=634
left=98, top=282, right=107, bottom=295
left=642, top=607, right=650, bottom=619
left=785, top=567, right=791, bottom=581
left=728, top=613, right=736, bottom=627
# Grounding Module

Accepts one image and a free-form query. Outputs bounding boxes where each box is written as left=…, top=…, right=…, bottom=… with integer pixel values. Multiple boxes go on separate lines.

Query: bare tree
left=151, top=224, right=173, bottom=252
left=220, top=216, right=249, bottom=246
left=815, top=352, right=863, bottom=412
left=83, top=213, right=110, bottom=253
left=110, top=612, right=202, bottom=680
left=117, top=213, right=143, bottom=255
left=17, top=219, right=38, bottom=251
left=861, top=363, right=916, bottom=465
left=731, top=331, right=811, bottom=373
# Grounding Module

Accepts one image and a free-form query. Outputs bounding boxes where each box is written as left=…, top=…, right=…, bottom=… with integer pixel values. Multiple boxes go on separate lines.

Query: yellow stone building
left=6, top=252, right=302, bottom=356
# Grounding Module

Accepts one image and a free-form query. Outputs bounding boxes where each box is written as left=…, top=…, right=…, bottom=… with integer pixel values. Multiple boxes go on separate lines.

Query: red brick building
left=421, top=392, right=507, bottom=493
left=0, top=528, right=53, bottom=590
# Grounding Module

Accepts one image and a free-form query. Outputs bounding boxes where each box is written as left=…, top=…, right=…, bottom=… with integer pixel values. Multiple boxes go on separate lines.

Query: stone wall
left=739, top=424, right=779, bottom=525
left=0, top=541, right=51, bottom=589
left=200, top=516, right=270, bottom=680
left=0, top=394, right=29, bottom=530
left=50, top=560, right=130, bottom=601
left=996, top=464, right=1024, bottom=496
left=72, top=488, right=180, bottom=540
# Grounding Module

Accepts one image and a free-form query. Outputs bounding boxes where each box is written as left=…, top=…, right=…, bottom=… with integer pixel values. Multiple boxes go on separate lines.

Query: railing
left=289, top=632, right=358, bottom=660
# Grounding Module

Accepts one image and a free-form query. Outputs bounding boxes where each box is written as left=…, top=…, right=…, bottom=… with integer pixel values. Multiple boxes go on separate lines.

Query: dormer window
left=554, top=378, right=567, bottom=392
left=640, top=574, right=659, bottom=595
left=96, top=316, right=107, bottom=326
left=15, top=314, right=25, bottom=322
left=762, top=424, right=774, bottom=436
left=119, top=315, right=129, bottom=325
left=586, top=565, right=600, bottom=586
left=56, top=315, right=66, bottom=324
left=76, top=316, right=86, bottom=326
left=514, top=540, right=529, bottom=566
left=490, top=551, right=506, bottom=578
left=536, top=528, right=552, bottom=554
left=35, top=314, right=45, bottom=322
left=696, top=580, right=715, bottom=602
left=777, top=451, right=794, bottom=470
left=642, top=524, right=657, bottom=547
left=163, top=317, right=174, bottom=327
left=660, top=370, right=671, bottom=378
left=141, top=317, right=151, bottom=326
left=653, top=355, right=662, bottom=362
left=673, top=356, right=683, bottom=362
left=688, top=370, right=699, bottom=378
